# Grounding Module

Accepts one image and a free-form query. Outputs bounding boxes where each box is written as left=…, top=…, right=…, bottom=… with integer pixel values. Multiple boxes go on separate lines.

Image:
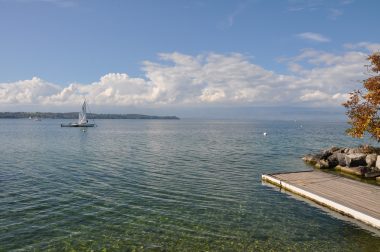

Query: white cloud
left=297, top=32, right=331, bottom=42
left=0, top=44, right=375, bottom=111
left=300, top=90, right=349, bottom=105
left=200, top=88, right=226, bottom=102
left=0, top=77, right=61, bottom=104
left=344, top=42, right=380, bottom=53
left=43, top=73, right=154, bottom=106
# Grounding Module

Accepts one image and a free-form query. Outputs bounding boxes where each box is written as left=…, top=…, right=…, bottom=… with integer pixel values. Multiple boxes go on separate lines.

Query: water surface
left=1, top=119, right=379, bottom=251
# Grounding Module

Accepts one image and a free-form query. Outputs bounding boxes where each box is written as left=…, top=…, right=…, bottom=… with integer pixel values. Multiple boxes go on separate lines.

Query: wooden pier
left=262, top=170, right=380, bottom=229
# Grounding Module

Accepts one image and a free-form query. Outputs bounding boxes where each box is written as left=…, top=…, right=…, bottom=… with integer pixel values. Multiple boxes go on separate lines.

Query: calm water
left=1, top=119, right=379, bottom=251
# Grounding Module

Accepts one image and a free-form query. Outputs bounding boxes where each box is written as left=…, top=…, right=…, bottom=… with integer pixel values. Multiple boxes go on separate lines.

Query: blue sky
left=0, top=0, right=379, bottom=117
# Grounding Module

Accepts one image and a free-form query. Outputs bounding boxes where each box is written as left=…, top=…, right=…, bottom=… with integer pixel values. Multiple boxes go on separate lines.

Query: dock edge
left=262, top=173, right=380, bottom=229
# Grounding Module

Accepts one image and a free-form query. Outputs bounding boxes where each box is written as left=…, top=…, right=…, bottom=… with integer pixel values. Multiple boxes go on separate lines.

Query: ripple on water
left=0, top=119, right=379, bottom=251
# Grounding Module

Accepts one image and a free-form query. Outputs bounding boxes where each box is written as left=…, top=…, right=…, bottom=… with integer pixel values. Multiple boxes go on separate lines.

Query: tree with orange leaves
left=343, top=52, right=380, bottom=140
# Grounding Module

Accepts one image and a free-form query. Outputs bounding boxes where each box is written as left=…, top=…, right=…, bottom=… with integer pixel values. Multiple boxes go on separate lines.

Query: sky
left=0, top=0, right=379, bottom=118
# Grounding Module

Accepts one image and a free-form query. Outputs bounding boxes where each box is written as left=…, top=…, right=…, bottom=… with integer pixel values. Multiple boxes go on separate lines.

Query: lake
left=1, top=119, right=379, bottom=251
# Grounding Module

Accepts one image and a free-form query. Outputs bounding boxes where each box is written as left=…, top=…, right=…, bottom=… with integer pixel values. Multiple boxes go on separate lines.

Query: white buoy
left=263, top=132, right=267, bottom=136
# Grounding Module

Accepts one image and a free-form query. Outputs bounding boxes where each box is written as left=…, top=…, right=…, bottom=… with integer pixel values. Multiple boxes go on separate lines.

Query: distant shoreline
left=0, top=112, right=179, bottom=120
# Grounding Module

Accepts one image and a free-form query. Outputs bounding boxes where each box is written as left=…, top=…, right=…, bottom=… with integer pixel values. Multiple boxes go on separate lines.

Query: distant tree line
left=0, top=112, right=179, bottom=120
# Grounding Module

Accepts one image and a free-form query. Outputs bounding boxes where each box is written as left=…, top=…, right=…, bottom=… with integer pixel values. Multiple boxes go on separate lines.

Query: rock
left=315, top=159, right=330, bottom=169
left=329, top=146, right=341, bottom=153
left=345, top=153, right=366, bottom=167
left=358, top=144, right=380, bottom=154
left=333, top=148, right=345, bottom=154
left=336, top=166, right=362, bottom=176
left=302, top=154, right=319, bottom=165
left=336, top=153, right=347, bottom=167
left=327, top=152, right=339, bottom=168
left=320, top=149, right=332, bottom=159
left=366, top=154, right=377, bottom=167
left=320, top=147, right=341, bottom=159
left=359, top=166, right=369, bottom=176
left=348, top=148, right=362, bottom=154
left=364, top=171, right=380, bottom=178
left=303, top=146, right=380, bottom=170
left=376, top=156, right=380, bottom=170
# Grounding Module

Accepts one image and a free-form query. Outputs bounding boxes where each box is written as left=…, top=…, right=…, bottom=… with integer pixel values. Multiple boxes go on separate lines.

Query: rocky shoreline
left=303, top=145, right=380, bottom=181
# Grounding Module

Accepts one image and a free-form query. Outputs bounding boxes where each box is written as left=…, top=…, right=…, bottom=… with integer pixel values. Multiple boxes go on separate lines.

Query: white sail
left=78, top=101, right=87, bottom=124
left=61, top=99, right=95, bottom=127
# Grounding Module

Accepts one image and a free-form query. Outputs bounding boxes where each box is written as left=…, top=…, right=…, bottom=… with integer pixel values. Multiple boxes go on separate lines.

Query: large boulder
left=358, top=144, right=380, bottom=154
left=364, top=171, right=380, bottom=178
left=366, top=154, right=377, bottom=167
left=345, top=154, right=367, bottom=167
left=336, top=153, right=347, bottom=167
left=348, top=148, right=363, bottom=154
left=329, top=146, right=342, bottom=153
left=327, top=152, right=339, bottom=168
left=320, top=150, right=332, bottom=159
left=376, top=156, right=380, bottom=170
left=359, top=166, right=369, bottom=176
left=302, top=154, right=319, bottom=165
left=320, top=147, right=340, bottom=159
left=315, top=159, right=330, bottom=169
left=334, top=148, right=345, bottom=154
left=337, top=166, right=362, bottom=176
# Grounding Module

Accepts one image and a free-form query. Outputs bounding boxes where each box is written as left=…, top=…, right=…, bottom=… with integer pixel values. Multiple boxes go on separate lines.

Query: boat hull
left=61, top=123, right=96, bottom=127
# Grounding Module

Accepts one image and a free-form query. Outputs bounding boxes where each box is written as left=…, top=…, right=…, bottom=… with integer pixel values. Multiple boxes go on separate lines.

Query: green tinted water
left=1, top=119, right=379, bottom=251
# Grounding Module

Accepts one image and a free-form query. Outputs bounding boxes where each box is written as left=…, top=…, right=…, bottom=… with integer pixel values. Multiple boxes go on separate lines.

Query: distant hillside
left=0, top=112, right=179, bottom=120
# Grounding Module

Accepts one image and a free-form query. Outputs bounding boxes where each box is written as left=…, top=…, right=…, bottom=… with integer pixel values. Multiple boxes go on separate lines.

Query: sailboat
left=61, top=100, right=96, bottom=127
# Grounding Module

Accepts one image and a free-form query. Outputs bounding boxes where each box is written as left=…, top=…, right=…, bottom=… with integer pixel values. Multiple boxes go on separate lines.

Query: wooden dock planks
left=262, top=170, right=380, bottom=229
